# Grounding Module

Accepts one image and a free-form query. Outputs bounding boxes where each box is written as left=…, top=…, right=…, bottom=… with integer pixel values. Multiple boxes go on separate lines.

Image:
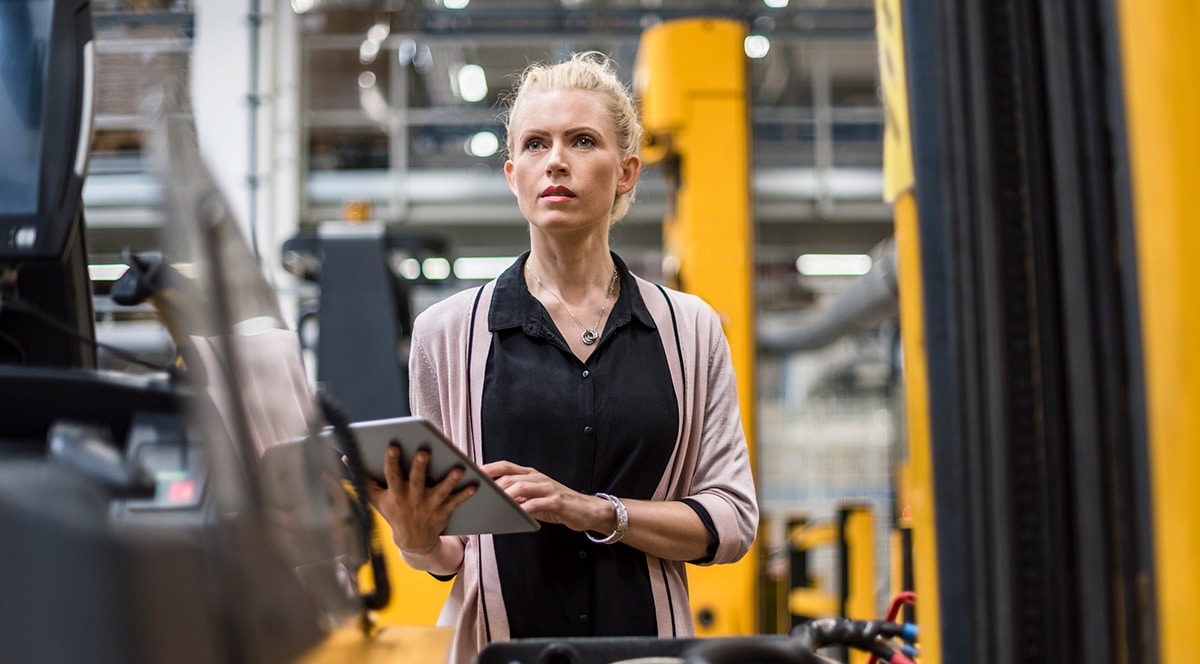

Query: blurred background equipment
left=0, top=2, right=384, bottom=658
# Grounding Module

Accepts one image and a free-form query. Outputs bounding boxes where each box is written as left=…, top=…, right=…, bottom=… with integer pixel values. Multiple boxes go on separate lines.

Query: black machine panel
left=0, top=0, right=93, bottom=261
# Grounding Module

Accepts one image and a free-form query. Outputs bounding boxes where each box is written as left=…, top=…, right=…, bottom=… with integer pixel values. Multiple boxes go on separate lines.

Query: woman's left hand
left=481, top=459, right=713, bottom=561
left=480, top=460, right=612, bottom=534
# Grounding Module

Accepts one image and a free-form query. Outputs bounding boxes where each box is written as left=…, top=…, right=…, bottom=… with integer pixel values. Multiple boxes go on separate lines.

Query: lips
left=541, top=185, right=575, bottom=199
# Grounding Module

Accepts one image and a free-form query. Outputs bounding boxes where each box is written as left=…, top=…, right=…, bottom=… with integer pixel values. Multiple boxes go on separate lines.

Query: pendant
left=581, top=328, right=599, bottom=345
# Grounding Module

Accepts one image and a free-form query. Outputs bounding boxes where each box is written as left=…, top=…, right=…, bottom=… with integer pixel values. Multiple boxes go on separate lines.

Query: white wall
left=191, top=0, right=303, bottom=324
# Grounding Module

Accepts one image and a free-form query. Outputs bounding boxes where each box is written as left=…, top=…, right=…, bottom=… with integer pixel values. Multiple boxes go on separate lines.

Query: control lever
left=48, top=422, right=156, bottom=498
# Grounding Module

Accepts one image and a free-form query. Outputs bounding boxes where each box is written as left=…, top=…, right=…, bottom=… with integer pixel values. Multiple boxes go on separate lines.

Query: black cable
left=794, top=618, right=915, bottom=663
left=793, top=617, right=901, bottom=648
left=0, top=293, right=175, bottom=373
left=316, top=385, right=391, bottom=617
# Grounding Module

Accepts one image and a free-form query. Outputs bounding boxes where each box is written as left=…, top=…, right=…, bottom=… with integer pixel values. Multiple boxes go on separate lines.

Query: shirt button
left=579, top=614, right=589, bottom=624
left=578, top=550, right=588, bottom=559
left=584, top=426, right=594, bottom=436
left=582, top=370, right=590, bottom=378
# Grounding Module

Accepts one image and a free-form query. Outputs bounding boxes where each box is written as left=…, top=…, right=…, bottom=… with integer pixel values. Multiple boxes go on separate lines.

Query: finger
left=408, top=449, right=431, bottom=501
left=479, top=460, right=528, bottom=477
left=498, top=477, right=531, bottom=498
left=381, top=444, right=405, bottom=490
left=428, top=467, right=466, bottom=503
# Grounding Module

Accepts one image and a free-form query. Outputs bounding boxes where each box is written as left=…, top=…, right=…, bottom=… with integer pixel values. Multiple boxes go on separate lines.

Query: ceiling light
left=456, top=64, right=488, bottom=103
left=763, top=0, right=788, bottom=8
left=88, top=264, right=129, bottom=281
left=796, top=254, right=873, bottom=276
left=443, top=0, right=469, bottom=9
left=454, top=256, right=517, bottom=280
left=366, top=21, right=389, bottom=43
left=359, top=39, right=380, bottom=64
left=397, top=258, right=422, bottom=280
left=466, top=131, right=499, bottom=158
left=422, top=257, right=452, bottom=280
left=357, top=71, right=376, bottom=89
left=397, top=39, right=417, bottom=65
left=744, top=35, right=771, bottom=59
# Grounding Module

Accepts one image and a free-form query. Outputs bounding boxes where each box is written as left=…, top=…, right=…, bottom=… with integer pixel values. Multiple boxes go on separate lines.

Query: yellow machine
left=887, top=0, right=1200, bottom=661
left=634, top=17, right=759, bottom=638
left=1118, top=3, right=1200, bottom=661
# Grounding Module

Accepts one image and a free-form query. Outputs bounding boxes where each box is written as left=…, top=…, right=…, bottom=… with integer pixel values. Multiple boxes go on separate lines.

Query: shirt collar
left=488, top=251, right=657, bottom=335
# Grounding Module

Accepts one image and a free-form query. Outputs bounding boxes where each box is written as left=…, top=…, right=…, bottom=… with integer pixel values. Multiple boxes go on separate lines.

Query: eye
left=524, top=138, right=545, bottom=152
left=575, top=135, right=596, bottom=148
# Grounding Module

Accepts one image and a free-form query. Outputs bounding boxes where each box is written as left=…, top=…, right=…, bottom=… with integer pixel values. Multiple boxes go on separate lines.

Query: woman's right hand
left=362, top=445, right=478, bottom=555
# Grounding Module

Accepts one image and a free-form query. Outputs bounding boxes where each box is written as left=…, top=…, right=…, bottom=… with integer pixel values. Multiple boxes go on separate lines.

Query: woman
left=365, top=52, right=758, bottom=663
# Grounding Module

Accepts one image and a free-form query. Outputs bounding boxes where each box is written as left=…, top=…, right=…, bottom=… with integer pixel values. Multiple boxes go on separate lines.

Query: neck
left=526, top=247, right=615, bottom=298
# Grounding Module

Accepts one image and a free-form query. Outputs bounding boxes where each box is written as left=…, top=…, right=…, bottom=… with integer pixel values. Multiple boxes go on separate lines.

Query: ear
left=616, top=154, right=642, bottom=196
left=504, top=160, right=518, bottom=196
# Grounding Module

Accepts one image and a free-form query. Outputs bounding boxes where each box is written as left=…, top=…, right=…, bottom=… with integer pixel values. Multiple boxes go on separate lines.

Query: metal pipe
left=758, top=240, right=899, bottom=353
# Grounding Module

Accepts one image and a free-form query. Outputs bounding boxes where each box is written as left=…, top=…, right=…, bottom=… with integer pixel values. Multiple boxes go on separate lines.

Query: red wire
left=885, top=590, right=916, bottom=622
left=865, top=590, right=917, bottom=664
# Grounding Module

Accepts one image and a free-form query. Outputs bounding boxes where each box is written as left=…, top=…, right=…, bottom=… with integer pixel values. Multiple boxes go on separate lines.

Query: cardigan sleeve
left=681, top=308, right=759, bottom=566
left=407, top=329, right=446, bottom=432
left=396, top=298, right=469, bottom=574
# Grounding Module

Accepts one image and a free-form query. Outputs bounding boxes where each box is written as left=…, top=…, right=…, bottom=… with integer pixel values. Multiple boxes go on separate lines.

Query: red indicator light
left=167, top=479, right=196, bottom=503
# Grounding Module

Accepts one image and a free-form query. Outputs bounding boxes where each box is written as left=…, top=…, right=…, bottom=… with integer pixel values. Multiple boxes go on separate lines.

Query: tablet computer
left=322, top=416, right=539, bottom=536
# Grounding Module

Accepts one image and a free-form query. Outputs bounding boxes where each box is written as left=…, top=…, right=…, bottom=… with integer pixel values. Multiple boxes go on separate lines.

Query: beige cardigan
left=402, top=274, right=759, bottom=664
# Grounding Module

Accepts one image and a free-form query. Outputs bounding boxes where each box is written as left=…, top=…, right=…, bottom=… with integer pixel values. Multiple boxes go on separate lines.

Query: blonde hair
left=504, top=51, right=643, bottom=223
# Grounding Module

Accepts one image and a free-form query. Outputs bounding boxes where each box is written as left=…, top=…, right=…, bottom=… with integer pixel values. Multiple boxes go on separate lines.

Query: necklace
left=526, top=264, right=619, bottom=346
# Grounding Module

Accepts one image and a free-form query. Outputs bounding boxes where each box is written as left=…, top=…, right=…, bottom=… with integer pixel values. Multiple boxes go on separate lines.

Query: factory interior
left=1, top=0, right=1198, bottom=662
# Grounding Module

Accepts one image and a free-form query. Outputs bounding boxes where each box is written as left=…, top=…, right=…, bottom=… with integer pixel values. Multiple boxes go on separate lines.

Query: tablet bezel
left=323, top=415, right=539, bottom=536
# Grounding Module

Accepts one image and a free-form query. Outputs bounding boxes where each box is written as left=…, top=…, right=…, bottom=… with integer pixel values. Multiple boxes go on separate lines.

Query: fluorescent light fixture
left=443, top=0, right=469, bottom=9
left=358, top=71, right=387, bottom=122
left=397, top=39, right=417, bottom=65
left=366, top=21, right=390, bottom=42
left=763, top=0, right=788, bottom=8
left=456, top=64, right=488, bottom=103
left=796, top=253, right=873, bottom=276
left=422, top=257, right=452, bottom=280
left=466, top=131, right=500, bottom=158
left=359, top=39, right=380, bottom=65
left=744, top=35, right=771, bottom=59
left=397, top=257, right=422, bottom=280
left=454, top=256, right=516, bottom=280
left=88, top=264, right=129, bottom=281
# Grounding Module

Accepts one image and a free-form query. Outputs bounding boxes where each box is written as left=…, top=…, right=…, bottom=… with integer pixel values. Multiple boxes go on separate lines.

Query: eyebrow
left=519, top=125, right=602, bottom=139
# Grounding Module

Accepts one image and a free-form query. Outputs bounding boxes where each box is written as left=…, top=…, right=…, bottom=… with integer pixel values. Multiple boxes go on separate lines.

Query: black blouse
left=481, top=252, right=680, bottom=638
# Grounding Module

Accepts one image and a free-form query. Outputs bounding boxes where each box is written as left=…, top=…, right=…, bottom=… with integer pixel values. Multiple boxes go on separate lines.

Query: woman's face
left=505, top=88, right=640, bottom=235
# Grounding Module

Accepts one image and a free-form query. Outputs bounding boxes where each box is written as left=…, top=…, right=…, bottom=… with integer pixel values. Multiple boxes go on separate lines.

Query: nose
left=546, top=143, right=569, bottom=174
